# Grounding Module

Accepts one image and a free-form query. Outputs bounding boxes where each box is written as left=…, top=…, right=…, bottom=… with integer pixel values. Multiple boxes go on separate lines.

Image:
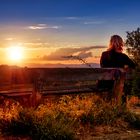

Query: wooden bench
left=0, top=67, right=133, bottom=107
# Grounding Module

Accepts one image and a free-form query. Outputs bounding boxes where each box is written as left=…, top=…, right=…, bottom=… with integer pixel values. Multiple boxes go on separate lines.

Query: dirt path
left=83, top=130, right=140, bottom=140
left=80, top=105, right=140, bottom=140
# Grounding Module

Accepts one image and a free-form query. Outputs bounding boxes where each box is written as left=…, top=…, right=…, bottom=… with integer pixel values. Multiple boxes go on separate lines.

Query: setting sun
left=7, top=46, right=24, bottom=61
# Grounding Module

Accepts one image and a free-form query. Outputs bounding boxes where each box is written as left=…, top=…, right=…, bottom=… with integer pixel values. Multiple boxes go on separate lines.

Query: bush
left=0, top=108, right=34, bottom=136
left=31, top=114, right=75, bottom=140
left=0, top=109, right=75, bottom=140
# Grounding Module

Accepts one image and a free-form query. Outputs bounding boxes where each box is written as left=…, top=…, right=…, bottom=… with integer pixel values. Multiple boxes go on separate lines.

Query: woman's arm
left=124, top=54, right=136, bottom=69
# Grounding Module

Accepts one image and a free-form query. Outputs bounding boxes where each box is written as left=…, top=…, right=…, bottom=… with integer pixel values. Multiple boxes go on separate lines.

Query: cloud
left=65, top=17, right=79, bottom=20
left=84, top=21, right=104, bottom=25
left=27, top=24, right=60, bottom=30
left=5, top=38, right=15, bottom=41
left=28, top=26, right=45, bottom=30
left=39, top=46, right=106, bottom=61
left=23, top=42, right=50, bottom=47
left=77, top=51, right=92, bottom=59
left=61, top=17, right=105, bottom=24
left=22, top=42, right=82, bottom=49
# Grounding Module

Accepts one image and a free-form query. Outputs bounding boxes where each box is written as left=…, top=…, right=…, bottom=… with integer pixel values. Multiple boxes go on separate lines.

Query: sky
left=0, top=0, right=140, bottom=67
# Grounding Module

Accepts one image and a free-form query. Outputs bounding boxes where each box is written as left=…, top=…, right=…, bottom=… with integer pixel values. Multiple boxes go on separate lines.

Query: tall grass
left=0, top=108, right=75, bottom=140
left=0, top=94, right=139, bottom=139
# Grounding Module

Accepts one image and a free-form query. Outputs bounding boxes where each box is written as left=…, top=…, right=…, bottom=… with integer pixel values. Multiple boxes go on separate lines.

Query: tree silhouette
left=125, top=27, right=140, bottom=66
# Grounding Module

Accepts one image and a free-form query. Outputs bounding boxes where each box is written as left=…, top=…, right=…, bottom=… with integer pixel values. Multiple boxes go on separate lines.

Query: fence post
left=112, top=69, right=126, bottom=106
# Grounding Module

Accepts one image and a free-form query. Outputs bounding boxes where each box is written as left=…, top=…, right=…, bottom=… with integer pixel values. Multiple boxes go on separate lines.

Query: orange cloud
left=38, top=46, right=106, bottom=61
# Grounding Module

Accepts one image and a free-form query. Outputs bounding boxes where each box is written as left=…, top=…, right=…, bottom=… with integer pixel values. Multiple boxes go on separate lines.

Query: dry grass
left=0, top=94, right=139, bottom=139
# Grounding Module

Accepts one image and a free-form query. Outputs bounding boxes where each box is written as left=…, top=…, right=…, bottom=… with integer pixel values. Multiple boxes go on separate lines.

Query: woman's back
left=100, top=50, right=136, bottom=68
left=100, top=35, right=136, bottom=69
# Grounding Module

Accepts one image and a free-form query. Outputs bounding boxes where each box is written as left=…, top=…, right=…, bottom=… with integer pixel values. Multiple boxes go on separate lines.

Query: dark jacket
left=100, top=50, right=136, bottom=68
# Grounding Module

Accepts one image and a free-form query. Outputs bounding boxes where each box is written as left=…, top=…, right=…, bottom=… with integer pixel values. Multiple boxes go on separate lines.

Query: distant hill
left=23, top=63, right=100, bottom=68
left=0, top=64, right=100, bottom=85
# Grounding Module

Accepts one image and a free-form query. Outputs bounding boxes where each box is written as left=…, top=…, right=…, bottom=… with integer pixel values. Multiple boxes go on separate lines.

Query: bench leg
left=29, top=91, right=42, bottom=107
left=112, top=75, right=125, bottom=106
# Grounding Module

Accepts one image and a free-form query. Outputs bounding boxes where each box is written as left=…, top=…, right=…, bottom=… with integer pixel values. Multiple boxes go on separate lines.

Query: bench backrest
left=0, top=67, right=134, bottom=107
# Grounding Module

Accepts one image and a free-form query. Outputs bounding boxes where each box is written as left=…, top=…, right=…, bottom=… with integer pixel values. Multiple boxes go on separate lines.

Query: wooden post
left=29, top=78, right=42, bottom=107
left=112, top=69, right=126, bottom=106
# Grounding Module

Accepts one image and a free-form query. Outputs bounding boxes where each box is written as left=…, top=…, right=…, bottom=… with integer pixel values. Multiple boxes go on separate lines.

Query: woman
left=100, top=35, right=136, bottom=69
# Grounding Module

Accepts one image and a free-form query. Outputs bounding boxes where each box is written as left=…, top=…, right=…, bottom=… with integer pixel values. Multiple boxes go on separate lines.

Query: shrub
left=0, top=108, right=76, bottom=140
left=0, top=108, right=34, bottom=136
left=31, top=114, right=75, bottom=140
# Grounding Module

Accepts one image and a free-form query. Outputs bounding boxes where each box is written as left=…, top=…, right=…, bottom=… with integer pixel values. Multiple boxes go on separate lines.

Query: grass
left=0, top=94, right=140, bottom=139
left=122, top=110, right=140, bottom=129
left=0, top=108, right=75, bottom=140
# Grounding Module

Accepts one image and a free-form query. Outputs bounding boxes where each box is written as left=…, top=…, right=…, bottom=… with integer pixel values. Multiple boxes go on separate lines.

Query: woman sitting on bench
left=99, top=35, right=136, bottom=96
left=100, top=35, right=136, bottom=69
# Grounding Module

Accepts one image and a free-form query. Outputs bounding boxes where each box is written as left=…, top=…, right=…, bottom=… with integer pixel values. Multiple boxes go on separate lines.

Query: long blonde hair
left=108, top=35, right=124, bottom=52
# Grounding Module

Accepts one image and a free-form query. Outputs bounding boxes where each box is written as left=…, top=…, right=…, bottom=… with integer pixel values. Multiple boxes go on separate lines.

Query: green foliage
left=126, top=27, right=140, bottom=66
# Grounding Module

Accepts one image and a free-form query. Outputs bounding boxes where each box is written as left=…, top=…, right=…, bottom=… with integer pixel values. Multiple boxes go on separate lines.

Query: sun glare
left=7, top=46, right=24, bottom=61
